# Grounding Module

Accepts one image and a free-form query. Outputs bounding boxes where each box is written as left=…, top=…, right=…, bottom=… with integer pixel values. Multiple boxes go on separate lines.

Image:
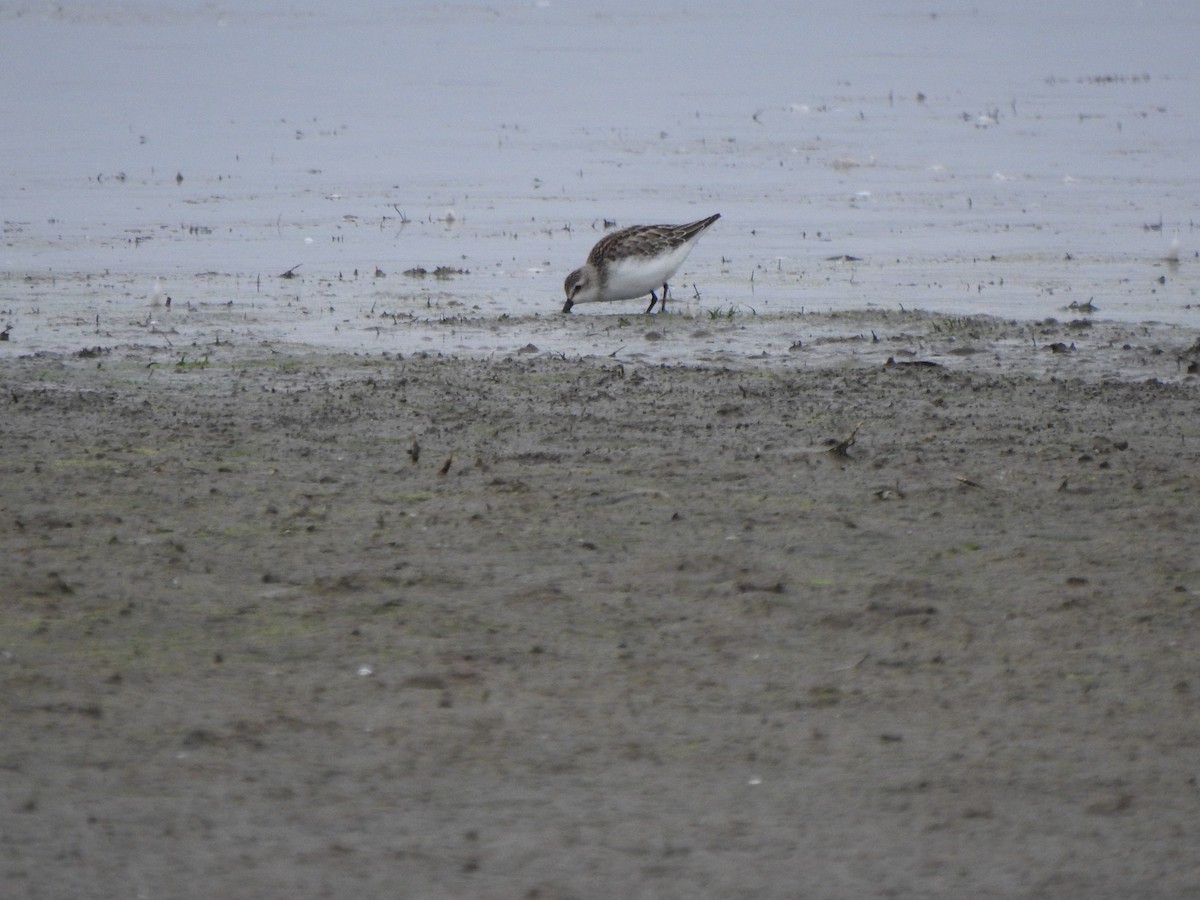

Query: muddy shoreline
left=3, top=315, right=1200, bottom=897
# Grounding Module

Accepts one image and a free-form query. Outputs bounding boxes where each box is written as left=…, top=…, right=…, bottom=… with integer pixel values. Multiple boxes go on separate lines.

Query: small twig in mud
left=408, top=440, right=420, bottom=465
left=831, top=653, right=870, bottom=672
left=279, top=264, right=301, bottom=279
left=439, top=455, right=453, bottom=476
left=828, top=422, right=863, bottom=458
left=956, top=475, right=985, bottom=489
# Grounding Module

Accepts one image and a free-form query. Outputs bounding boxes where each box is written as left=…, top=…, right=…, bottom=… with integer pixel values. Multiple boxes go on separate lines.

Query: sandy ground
left=2, top=311, right=1199, bottom=898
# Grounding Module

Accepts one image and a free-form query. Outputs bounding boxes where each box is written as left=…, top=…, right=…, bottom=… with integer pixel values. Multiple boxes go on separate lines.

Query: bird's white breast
left=602, top=241, right=695, bottom=302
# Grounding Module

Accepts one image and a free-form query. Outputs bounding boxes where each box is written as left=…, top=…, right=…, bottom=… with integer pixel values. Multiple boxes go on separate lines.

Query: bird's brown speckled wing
left=586, top=214, right=720, bottom=265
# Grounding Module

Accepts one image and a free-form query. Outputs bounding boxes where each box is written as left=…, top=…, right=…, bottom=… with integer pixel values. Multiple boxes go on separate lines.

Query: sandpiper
left=562, top=213, right=720, bottom=313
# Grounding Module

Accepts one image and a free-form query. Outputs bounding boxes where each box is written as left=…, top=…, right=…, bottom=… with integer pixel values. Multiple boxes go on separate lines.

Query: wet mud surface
left=3, top=321, right=1199, bottom=897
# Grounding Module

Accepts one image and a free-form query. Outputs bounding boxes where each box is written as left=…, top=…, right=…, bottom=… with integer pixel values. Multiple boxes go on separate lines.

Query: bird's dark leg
left=645, top=291, right=659, bottom=314
left=660, top=282, right=670, bottom=312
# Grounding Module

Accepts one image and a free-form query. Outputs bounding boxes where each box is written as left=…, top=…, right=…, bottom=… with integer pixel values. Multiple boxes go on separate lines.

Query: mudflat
left=2, top=312, right=1199, bottom=898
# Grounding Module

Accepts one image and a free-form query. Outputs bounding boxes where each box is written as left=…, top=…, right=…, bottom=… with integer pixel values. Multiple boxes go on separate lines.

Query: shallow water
left=2, top=0, right=1197, bottom=362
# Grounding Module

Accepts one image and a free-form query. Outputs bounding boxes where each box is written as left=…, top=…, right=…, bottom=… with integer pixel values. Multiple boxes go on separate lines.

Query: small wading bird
left=562, top=213, right=721, bottom=314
